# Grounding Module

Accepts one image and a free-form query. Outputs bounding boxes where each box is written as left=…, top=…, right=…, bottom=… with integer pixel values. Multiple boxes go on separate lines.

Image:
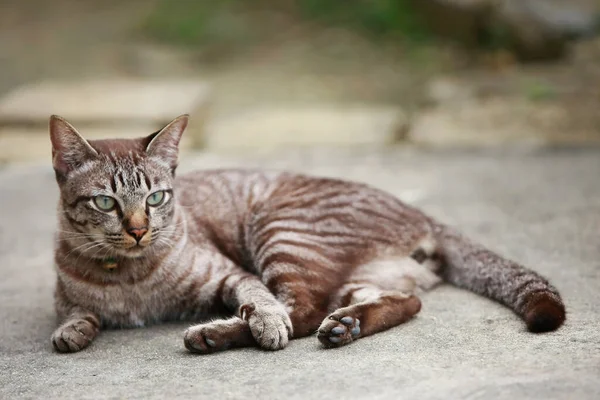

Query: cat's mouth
left=100, top=238, right=150, bottom=258
left=117, top=242, right=150, bottom=258
left=106, top=229, right=155, bottom=257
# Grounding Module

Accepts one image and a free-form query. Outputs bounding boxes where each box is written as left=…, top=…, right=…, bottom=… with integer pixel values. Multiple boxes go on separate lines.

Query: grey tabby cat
left=49, top=114, right=565, bottom=353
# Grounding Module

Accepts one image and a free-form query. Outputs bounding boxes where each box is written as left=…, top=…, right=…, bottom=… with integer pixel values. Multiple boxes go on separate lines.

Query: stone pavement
left=0, top=80, right=211, bottom=163
left=1, top=147, right=599, bottom=399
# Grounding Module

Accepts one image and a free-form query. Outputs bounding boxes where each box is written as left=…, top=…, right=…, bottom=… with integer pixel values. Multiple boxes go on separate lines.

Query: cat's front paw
left=51, top=319, right=98, bottom=353
left=240, top=303, right=293, bottom=350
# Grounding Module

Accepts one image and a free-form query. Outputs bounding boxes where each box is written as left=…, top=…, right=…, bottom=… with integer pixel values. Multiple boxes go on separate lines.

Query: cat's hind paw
left=184, top=317, right=254, bottom=354
left=317, top=313, right=361, bottom=348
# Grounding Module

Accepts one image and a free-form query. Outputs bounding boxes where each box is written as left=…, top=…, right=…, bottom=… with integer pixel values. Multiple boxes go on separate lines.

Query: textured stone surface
left=0, top=126, right=197, bottom=164
left=205, top=105, right=407, bottom=151
left=0, top=80, right=211, bottom=151
left=0, top=80, right=210, bottom=124
left=410, top=96, right=600, bottom=147
left=1, top=148, right=599, bottom=399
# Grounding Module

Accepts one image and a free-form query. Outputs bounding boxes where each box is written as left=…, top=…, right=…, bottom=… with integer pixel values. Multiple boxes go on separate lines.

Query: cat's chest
left=65, top=275, right=181, bottom=327
left=94, top=283, right=161, bottom=327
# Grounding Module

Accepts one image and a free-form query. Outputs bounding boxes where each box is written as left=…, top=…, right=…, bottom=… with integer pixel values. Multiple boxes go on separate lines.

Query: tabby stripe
left=271, top=190, right=349, bottom=210
left=270, top=181, right=341, bottom=201
left=260, top=250, right=334, bottom=276
left=284, top=188, right=346, bottom=207
left=166, top=264, right=194, bottom=292
left=182, top=278, right=203, bottom=308
left=116, top=170, right=126, bottom=187
left=373, top=196, right=408, bottom=216
left=258, top=241, right=333, bottom=267
left=353, top=206, right=403, bottom=224
left=265, top=209, right=360, bottom=227
left=110, top=175, right=118, bottom=192
left=254, top=225, right=343, bottom=258
left=67, top=196, right=91, bottom=208
left=214, top=272, right=246, bottom=306
left=222, top=274, right=257, bottom=307
left=514, top=277, right=548, bottom=296
left=255, top=223, right=391, bottom=252
left=64, top=213, right=88, bottom=229
left=57, top=265, right=117, bottom=287
left=259, top=233, right=332, bottom=255
left=264, top=271, right=305, bottom=294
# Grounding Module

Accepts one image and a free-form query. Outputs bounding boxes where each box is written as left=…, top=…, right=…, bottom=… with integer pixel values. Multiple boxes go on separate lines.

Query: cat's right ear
left=145, top=114, right=188, bottom=170
left=49, top=115, right=98, bottom=178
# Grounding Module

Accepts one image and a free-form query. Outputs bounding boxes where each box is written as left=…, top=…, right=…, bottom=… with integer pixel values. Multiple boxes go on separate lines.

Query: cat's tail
left=432, top=223, right=566, bottom=333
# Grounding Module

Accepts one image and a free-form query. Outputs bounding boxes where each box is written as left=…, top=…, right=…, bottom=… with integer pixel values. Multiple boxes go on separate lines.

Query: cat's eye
left=147, top=191, right=165, bottom=206
left=94, top=195, right=116, bottom=211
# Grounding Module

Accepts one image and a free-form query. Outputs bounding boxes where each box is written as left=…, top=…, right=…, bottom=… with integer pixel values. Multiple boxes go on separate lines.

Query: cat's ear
left=145, top=114, right=188, bottom=169
left=49, top=115, right=98, bottom=177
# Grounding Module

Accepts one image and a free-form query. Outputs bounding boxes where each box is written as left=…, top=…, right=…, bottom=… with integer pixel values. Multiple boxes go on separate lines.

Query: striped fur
left=49, top=115, right=566, bottom=353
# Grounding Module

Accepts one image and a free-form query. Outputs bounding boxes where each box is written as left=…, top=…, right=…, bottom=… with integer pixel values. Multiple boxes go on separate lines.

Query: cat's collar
left=102, top=256, right=118, bottom=271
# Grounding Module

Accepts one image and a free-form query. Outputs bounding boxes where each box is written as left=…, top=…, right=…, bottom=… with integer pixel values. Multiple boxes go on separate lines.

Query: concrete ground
left=1, top=147, right=599, bottom=399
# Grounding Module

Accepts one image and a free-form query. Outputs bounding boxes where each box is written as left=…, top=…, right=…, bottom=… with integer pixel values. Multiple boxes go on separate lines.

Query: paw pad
left=318, top=314, right=361, bottom=348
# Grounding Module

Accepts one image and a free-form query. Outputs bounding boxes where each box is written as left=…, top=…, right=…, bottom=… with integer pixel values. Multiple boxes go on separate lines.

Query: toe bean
left=331, top=326, right=346, bottom=335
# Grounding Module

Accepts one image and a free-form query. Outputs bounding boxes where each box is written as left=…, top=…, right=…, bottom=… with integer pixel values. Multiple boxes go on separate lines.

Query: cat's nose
left=126, top=227, right=148, bottom=242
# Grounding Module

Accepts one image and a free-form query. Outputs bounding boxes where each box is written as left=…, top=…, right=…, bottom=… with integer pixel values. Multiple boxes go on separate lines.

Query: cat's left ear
left=145, top=114, right=189, bottom=169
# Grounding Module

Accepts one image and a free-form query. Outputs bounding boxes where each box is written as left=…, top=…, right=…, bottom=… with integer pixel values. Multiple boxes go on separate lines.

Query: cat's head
left=49, top=115, right=188, bottom=259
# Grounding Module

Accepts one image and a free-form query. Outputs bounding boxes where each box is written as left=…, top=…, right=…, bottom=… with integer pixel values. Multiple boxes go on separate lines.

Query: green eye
left=94, top=195, right=116, bottom=211
left=147, top=191, right=165, bottom=206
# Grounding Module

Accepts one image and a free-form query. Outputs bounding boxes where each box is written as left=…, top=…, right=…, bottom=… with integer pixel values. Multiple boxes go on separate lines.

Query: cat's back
left=175, top=168, right=285, bottom=207
left=174, top=168, right=412, bottom=211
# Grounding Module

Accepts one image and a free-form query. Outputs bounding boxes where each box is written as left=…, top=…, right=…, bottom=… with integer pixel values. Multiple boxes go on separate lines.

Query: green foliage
left=141, top=0, right=430, bottom=46
left=524, top=81, right=557, bottom=102
left=296, top=0, right=430, bottom=42
left=141, top=0, right=254, bottom=47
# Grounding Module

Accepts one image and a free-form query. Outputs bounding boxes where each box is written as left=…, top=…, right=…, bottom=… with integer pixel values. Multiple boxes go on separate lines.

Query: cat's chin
left=115, top=246, right=149, bottom=259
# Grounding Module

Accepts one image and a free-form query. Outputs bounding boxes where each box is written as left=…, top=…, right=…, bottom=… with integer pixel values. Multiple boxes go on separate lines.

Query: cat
left=49, top=114, right=566, bottom=353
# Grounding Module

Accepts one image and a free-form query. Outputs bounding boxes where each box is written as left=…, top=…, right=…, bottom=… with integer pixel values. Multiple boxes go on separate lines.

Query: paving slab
left=410, top=97, right=600, bottom=147
left=0, top=126, right=197, bottom=164
left=0, top=80, right=211, bottom=162
left=205, top=105, right=407, bottom=151
left=1, top=147, right=599, bottom=399
left=0, top=80, right=210, bottom=126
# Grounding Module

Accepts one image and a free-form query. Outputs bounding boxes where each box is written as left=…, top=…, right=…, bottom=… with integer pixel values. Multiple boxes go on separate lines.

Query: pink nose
left=127, top=227, right=148, bottom=242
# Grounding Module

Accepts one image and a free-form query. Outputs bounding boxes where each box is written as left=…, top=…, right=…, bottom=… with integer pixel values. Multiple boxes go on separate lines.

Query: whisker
left=63, top=241, right=98, bottom=258
left=90, top=242, right=112, bottom=260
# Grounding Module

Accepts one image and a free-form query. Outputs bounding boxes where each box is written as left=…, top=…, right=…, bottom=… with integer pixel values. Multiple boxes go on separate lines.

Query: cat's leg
left=184, top=251, right=292, bottom=353
left=257, top=256, right=341, bottom=338
left=51, top=285, right=100, bottom=352
left=184, top=316, right=255, bottom=354
left=317, top=284, right=421, bottom=348
left=317, top=256, right=431, bottom=348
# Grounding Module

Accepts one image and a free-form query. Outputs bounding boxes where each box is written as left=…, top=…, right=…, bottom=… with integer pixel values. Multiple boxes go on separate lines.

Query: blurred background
left=1, top=0, right=600, bottom=162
